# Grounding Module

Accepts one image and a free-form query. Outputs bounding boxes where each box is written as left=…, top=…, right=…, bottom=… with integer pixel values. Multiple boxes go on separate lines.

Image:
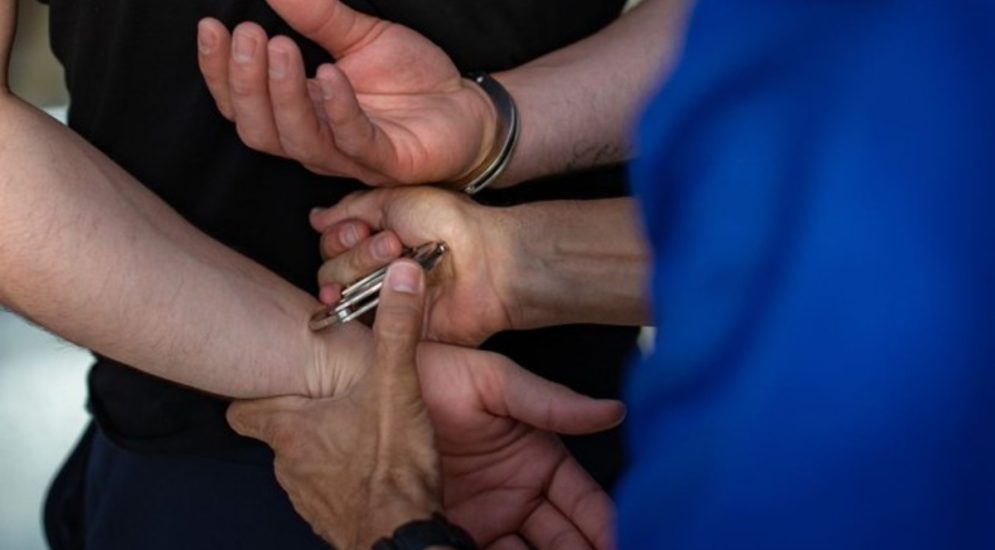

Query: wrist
left=362, top=501, right=440, bottom=548
left=361, top=470, right=442, bottom=547
left=457, top=76, right=498, bottom=183
left=489, top=203, right=563, bottom=331
left=304, top=320, right=373, bottom=398
left=450, top=74, right=519, bottom=193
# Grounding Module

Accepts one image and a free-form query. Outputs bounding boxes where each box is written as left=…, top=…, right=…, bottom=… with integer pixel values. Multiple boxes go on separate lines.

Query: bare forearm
left=494, top=0, right=690, bottom=187
left=0, top=96, right=332, bottom=398
left=499, top=198, right=650, bottom=328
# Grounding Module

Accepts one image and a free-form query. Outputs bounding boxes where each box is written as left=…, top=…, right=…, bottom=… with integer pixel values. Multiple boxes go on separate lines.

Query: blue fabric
left=618, top=1, right=995, bottom=548
left=80, top=427, right=328, bottom=549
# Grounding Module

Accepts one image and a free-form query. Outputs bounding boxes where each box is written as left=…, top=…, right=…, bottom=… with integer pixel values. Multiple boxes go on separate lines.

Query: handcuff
left=309, top=73, right=518, bottom=332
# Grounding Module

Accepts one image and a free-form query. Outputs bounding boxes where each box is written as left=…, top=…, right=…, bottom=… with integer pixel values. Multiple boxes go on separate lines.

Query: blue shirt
left=618, top=2, right=995, bottom=548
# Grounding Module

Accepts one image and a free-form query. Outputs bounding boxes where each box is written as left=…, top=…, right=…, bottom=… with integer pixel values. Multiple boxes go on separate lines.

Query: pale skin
left=0, top=0, right=357, bottom=399
left=196, top=0, right=690, bottom=188
left=230, top=262, right=625, bottom=549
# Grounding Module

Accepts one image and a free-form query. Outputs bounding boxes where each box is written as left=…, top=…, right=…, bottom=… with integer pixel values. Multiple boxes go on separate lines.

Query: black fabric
left=373, top=513, right=478, bottom=550
left=72, top=426, right=328, bottom=548
left=43, top=0, right=634, bottom=485
left=43, top=424, right=94, bottom=550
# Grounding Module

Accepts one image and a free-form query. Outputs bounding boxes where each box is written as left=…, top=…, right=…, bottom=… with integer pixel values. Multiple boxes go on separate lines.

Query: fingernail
left=310, top=207, right=325, bottom=218
left=233, top=32, right=257, bottom=64
left=340, top=225, right=361, bottom=248
left=373, top=233, right=395, bottom=261
left=198, top=28, right=216, bottom=54
left=269, top=48, right=288, bottom=80
left=386, top=262, right=420, bottom=294
left=318, top=73, right=335, bottom=100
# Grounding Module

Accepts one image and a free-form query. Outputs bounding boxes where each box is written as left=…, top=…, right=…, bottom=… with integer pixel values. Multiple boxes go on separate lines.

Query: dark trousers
left=45, top=423, right=328, bottom=549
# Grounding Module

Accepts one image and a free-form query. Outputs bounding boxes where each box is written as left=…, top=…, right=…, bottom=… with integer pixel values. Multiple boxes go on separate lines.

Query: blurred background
left=1, top=2, right=86, bottom=549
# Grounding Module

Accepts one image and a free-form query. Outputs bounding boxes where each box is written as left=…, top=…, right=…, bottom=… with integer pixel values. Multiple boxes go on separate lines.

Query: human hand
left=196, top=0, right=497, bottom=186
left=418, top=343, right=622, bottom=550
left=230, top=264, right=623, bottom=549
left=230, top=261, right=443, bottom=548
left=310, top=186, right=521, bottom=346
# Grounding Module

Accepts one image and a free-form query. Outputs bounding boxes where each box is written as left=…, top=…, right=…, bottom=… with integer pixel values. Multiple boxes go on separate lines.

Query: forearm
left=498, top=198, right=650, bottom=328
left=0, top=95, right=336, bottom=398
left=493, top=0, right=690, bottom=187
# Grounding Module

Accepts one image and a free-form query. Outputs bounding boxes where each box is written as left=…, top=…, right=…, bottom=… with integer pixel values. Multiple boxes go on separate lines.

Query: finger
left=547, top=458, right=616, bottom=550
left=197, top=18, right=234, bottom=120
left=317, top=231, right=402, bottom=286
left=318, top=219, right=373, bottom=259
left=486, top=535, right=529, bottom=550
left=266, top=36, right=336, bottom=169
left=266, top=0, right=387, bottom=59
left=521, top=501, right=595, bottom=550
left=318, top=283, right=342, bottom=305
left=228, top=22, right=284, bottom=154
left=491, top=362, right=627, bottom=435
left=226, top=396, right=310, bottom=443
left=372, top=260, right=426, bottom=387
left=310, top=190, right=389, bottom=232
left=315, top=63, right=398, bottom=166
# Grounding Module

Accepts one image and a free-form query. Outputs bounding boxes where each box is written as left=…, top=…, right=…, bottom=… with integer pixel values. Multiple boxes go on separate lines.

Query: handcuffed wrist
left=448, top=73, right=519, bottom=195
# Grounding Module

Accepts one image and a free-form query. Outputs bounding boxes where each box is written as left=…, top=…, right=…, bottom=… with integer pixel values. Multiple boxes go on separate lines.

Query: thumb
left=266, top=0, right=385, bottom=59
left=371, top=260, right=425, bottom=390
left=226, top=396, right=310, bottom=444
left=1, top=0, right=16, bottom=92
left=496, top=362, right=627, bottom=435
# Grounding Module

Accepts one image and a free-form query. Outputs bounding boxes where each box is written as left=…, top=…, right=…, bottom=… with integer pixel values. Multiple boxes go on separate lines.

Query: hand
left=230, top=261, right=443, bottom=548
left=196, top=0, right=497, bottom=186
left=311, top=186, right=520, bottom=346
left=418, top=343, right=622, bottom=550
left=230, top=264, right=624, bottom=549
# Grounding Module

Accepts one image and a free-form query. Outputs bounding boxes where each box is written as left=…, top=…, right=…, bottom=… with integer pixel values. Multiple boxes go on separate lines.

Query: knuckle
left=375, top=303, right=421, bottom=339
left=340, top=246, right=368, bottom=274
left=235, top=124, right=271, bottom=152
left=225, top=404, right=249, bottom=432
left=228, top=76, right=257, bottom=98
left=317, top=260, right=343, bottom=286
left=265, top=416, right=301, bottom=451
left=318, top=231, right=338, bottom=259
left=215, top=101, right=234, bottom=121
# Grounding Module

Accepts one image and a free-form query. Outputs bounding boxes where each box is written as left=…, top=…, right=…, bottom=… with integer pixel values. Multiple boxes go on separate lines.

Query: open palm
left=419, top=343, right=619, bottom=549
left=197, top=0, right=496, bottom=185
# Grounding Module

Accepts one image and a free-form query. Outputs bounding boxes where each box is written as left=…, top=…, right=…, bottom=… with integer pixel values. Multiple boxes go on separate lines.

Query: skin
left=196, top=0, right=690, bottom=188
left=310, top=187, right=651, bottom=346
left=1, top=4, right=625, bottom=546
left=196, top=2, right=496, bottom=186
left=0, top=0, right=356, bottom=398
left=229, top=262, right=625, bottom=549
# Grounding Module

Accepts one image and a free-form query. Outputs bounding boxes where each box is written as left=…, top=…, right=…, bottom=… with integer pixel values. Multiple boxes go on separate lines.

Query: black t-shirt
left=44, top=0, right=636, bottom=484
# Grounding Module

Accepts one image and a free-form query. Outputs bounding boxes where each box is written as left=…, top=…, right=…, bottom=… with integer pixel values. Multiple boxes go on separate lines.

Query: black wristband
left=371, top=513, right=478, bottom=550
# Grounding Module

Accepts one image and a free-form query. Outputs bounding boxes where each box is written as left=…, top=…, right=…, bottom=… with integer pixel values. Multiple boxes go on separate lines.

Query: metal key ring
left=309, top=242, right=448, bottom=331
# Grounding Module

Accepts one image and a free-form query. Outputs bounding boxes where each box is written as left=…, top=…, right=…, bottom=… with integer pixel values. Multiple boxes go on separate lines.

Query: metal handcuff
left=308, top=73, right=519, bottom=331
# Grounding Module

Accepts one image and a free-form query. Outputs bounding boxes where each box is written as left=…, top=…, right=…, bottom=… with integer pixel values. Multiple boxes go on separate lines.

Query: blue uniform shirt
left=618, top=1, right=995, bottom=548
